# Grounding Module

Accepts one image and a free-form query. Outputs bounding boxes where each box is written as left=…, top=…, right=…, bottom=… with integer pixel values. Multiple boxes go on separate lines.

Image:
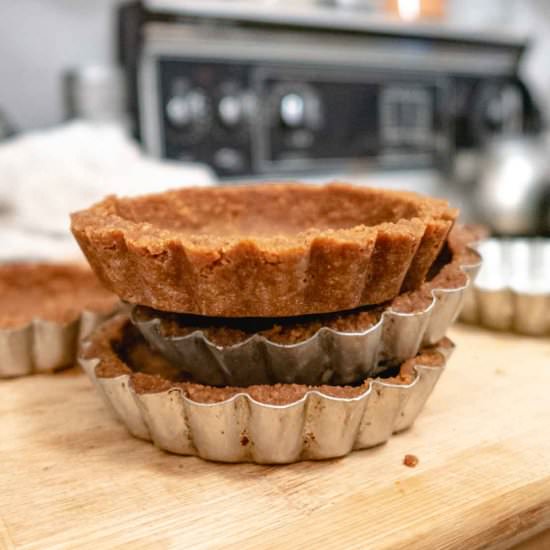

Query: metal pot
left=474, top=135, right=550, bottom=236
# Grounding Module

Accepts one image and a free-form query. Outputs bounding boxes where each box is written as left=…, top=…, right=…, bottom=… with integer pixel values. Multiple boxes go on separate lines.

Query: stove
left=119, top=1, right=541, bottom=177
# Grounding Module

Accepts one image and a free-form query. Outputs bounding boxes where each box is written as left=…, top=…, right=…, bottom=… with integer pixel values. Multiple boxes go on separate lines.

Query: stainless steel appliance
left=118, top=1, right=541, bottom=177
left=475, top=136, right=550, bottom=235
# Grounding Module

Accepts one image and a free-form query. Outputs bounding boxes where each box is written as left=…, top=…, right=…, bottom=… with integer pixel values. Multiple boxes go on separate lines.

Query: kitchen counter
left=2, top=323, right=550, bottom=549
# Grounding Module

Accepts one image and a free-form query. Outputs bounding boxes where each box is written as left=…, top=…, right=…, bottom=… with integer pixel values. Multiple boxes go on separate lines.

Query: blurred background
left=2, top=0, right=550, bottom=259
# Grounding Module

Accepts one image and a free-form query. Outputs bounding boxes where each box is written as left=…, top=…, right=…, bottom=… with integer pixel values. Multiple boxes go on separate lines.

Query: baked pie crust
left=71, top=182, right=457, bottom=317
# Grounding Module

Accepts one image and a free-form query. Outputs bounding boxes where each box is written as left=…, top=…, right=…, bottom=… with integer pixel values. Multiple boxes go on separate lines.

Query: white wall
left=0, top=0, right=124, bottom=131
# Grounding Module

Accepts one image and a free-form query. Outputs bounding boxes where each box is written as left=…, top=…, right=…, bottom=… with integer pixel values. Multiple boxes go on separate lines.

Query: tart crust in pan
left=71, top=182, right=457, bottom=317
left=85, top=314, right=450, bottom=405
left=0, top=262, right=118, bottom=329
left=134, top=225, right=476, bottom=347
left=0, top=262, right=119, bottom=377
left=127, top=225, right=479, bottom=387
left=135, top=305, right=383, bottom=347
left=81, top=315, right=452, bottom=463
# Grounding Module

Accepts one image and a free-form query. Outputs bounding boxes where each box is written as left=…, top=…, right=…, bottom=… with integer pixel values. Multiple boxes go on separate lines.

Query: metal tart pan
left=460, top=238, right=550, bottom=336
left=0, top=308, right=118, bottom=378
left=80, top=319, right=454, bottom=464
left=131, top=252, right=480, bottom=387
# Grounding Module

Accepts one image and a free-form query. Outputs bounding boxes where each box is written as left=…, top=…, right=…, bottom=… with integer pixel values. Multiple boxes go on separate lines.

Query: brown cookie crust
left=134, top=306, right=383, bottom=347
left=71, top=182, right=457, bottom=317
left=0, top=262, right=118, bottom=329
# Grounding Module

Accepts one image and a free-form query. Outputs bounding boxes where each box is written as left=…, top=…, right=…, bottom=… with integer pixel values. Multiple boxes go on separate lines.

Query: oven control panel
left=133, top=14, right=536, bottom=178
left=149, top=59, right=447, bottom=176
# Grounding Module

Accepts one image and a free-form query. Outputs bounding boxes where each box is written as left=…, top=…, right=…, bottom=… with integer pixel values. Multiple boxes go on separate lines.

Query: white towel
left=0, top=121, right=215, bottom=261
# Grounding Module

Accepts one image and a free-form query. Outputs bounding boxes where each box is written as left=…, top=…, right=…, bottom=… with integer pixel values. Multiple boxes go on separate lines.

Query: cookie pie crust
left=71, top=182, right=457, bottom=317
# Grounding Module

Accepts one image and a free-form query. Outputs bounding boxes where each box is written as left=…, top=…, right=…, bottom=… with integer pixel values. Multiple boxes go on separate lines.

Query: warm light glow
left=397, top=0, right=421, bottom=20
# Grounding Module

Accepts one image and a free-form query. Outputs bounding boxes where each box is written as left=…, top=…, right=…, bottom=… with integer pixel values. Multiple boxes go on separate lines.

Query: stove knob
left=218, top=95, right=243, bottom=127
left=280, top=93, right=305, bottom=128
left=166, top=90, right=208, bottom=127
left=278, top=90, right=322, bottom=130
left=213, top=147, right=245, bottom=172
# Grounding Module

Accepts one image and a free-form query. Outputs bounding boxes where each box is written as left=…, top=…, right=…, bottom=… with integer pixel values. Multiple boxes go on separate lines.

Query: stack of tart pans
left=460, top=237, right=550, bottom=336
left=72, top=182, right=481, bottom=464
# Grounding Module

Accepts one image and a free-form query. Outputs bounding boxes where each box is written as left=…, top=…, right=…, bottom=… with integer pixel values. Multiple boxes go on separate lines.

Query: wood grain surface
left=2, top=324, right=550, bottom=550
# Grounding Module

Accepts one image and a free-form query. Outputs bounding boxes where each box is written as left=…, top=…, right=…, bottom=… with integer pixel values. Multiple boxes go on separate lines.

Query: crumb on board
left=403, top=454, right=419, bottom=468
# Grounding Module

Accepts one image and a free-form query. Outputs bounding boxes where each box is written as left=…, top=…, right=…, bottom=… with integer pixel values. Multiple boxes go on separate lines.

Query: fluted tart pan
left=130, top=227, right=480, bottom=386
left=80, top=314, right=454, bottom=464
left=0, top=262, right=119, bottom=377
left=461, top=238, right=550, bottom=335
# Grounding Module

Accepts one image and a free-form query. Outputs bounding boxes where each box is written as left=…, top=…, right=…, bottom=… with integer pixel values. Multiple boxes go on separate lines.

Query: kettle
left=474, top=135, right=550, bottom=236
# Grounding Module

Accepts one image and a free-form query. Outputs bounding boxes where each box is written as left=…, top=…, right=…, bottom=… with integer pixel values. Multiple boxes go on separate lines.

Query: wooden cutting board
left=2, top=324, right=550, bottom=550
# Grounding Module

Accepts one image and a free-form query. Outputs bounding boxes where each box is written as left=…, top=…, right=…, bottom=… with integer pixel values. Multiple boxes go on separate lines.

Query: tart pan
left=460, top=238, right=550, bottom=335
left=0, top=309, right=117, bottom=378
left=131, top=243, right=480, bottom=386
left=80, top=315, right=454, bottom=464
left=0, top=262, right=119, bottom=378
